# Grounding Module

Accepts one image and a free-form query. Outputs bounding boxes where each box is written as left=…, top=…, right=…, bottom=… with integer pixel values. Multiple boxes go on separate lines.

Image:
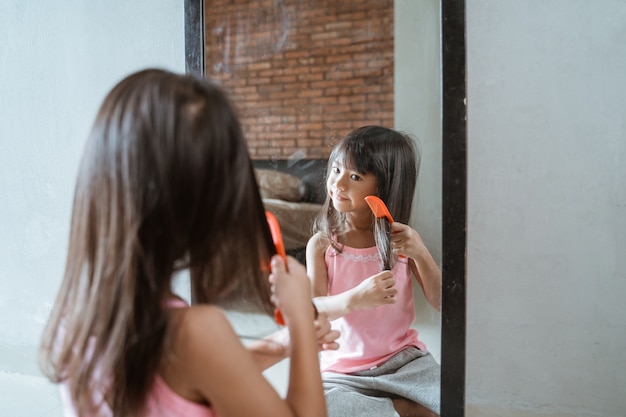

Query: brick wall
left=205, top=0, right=394, bottom=159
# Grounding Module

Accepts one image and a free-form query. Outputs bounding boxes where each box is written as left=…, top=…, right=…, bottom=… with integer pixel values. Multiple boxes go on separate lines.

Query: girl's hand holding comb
left=269, top=255, right=317, bottom=325
left=389, top=221, right=427, bottom=260
left=350, top=270, right=397, bottom=310
left=389, top=222, right=442, bottom=312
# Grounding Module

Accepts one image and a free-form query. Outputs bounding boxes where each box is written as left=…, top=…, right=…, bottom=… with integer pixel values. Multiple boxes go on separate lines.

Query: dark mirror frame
left=183, top=1, right=466, bottom=416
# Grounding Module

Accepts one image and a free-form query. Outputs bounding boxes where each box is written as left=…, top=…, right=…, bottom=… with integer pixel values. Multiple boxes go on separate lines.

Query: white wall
left=14, top=1, right=625, bottom=415
left=395, top=0, right=442, bottom=362
left=0, top=0, right=443, bottom=381
left=0, top=0, right=184, bottom=376
left=466, top=1, right=626, bottom=416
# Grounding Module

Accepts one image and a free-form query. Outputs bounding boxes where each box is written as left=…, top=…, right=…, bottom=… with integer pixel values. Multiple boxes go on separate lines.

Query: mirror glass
left=200, top=0, right=443, bottom=396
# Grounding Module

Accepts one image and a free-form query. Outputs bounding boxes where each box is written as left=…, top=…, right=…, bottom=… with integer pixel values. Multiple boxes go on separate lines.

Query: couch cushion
left=252, top=159, right=328, bottom=204
left=262, top=198, right=322, bottom=250
left=255, top=169, right=306, bottom=202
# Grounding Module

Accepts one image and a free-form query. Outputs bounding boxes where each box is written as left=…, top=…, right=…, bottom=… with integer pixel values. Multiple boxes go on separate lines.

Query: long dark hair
left=314, top=125, right=420, bottom=251
left=40, top=69, right=275, bottom=416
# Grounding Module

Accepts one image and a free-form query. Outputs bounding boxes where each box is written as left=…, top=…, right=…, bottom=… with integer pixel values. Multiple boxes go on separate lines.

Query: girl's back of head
left=40, top=69, right=274, bottom=416
left=316, top=125, right=420, bottom=242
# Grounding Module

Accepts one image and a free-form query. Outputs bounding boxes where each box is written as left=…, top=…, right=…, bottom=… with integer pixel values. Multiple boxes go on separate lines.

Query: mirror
left=185, top=0, right=466, bottom=415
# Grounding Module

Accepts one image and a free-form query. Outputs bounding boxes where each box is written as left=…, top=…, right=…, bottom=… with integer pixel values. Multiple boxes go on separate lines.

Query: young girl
left=306, top=126, right=442, bottom=417
left=40, top=69, right=338, bottom=417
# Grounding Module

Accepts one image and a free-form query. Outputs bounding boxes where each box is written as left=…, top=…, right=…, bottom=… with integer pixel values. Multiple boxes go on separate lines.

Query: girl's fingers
left=269, top=256, right=313, bottom=323
left=270, top=255, right=286, bottom=272
left=322, top=330, right=340, bottom=343
left=322, top=342, right=340, bottom=351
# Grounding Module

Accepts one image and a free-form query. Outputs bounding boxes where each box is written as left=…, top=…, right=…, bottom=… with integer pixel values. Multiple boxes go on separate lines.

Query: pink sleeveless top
left=60, top=298, right=218, bottom=417
left=320, top=244, right=426, bottom=373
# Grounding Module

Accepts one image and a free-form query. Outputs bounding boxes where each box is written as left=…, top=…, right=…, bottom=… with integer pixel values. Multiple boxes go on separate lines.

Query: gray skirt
left=322, top=347, right=440, bottom=417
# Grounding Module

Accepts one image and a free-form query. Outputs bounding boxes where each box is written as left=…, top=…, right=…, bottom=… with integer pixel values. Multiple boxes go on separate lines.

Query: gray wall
left=0, top=0, right=184, bottom=376
left=466, top=1, right=626, bottom=416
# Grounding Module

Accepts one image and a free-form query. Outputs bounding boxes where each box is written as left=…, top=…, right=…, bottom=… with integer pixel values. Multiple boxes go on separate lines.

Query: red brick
left=205, top=0, right=394, bottom=159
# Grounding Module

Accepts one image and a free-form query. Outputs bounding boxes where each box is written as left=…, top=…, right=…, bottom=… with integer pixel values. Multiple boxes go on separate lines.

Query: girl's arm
left=306, top=233, right=331, bottom=299
left=166, top=257, right=326, bottom=417
left=390, top=222, right=442, bottom=311
left=246, top=328, right=290, bottom=371
left=270, top=256, right=327, bottom=417
left=306, top=233, right=397, bottom=320
left=246, top=315, right=339, bottom=371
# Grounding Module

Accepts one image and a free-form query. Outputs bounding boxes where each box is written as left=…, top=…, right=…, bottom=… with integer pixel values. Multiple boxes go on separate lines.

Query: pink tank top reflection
left=320, top=244, right=426, bottom=373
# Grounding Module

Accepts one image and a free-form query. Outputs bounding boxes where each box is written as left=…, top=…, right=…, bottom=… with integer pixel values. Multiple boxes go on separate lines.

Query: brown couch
left=253, top=159, right=327, bottom=264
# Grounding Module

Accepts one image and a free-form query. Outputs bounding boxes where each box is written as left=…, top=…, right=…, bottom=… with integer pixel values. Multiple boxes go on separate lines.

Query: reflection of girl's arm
left=306, top=232, right=398, bottom=320
left=313, top=270, right=398, bottom=320
left=306, top=232, right=330, bottom=296
left=312, top=294, right=352, bottom=321
left=390, top=222, right=442, bottom=312
left=306, top=232, right=346, bottom=320
left=246, top=328, right=289, bottom=371
left=246, top=319, right=340, bottom=371
left=409, top=257, right=441, bottom=312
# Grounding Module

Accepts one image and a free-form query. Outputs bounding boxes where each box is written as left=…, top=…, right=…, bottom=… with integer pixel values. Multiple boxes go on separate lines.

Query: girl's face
left=327, top=159, right=378, bottom=214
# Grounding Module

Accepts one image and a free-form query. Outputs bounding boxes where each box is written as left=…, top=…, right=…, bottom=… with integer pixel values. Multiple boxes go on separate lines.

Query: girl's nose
left=334, top=174, right=347, bottom=191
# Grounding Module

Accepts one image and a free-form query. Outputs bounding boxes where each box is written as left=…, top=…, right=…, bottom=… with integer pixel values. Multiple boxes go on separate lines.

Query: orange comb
left=365, top=195, right=405, bottom=266
left=364, top=196, right=394, bottom=223
left=265, top=211, right=287, bottom=325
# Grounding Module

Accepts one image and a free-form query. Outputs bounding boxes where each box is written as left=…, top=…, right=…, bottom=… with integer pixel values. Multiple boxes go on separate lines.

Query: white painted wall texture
left=8, top=1, right=624, bottom=416
left=0, top=0, right=443, bottom=384
left=395, top=0, right=442, bottom=363
left=0, top=0, right=184, bottom=376
left=466, top=1, right=626, bottom=416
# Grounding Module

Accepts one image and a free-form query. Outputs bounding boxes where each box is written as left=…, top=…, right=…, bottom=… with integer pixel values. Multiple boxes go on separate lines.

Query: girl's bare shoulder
left=307, top=232, right=331, bottom=254
left=177, top=304, right=229, bottom=332
left=160, top=304, right=242, bottom=400
left=167, top=304, right=236, bottom=354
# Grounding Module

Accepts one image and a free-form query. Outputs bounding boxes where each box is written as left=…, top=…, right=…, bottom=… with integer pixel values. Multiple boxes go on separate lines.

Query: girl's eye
left=331, top=166, right=340, bottom=174
left=350, top=174, right=361, bottom=181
